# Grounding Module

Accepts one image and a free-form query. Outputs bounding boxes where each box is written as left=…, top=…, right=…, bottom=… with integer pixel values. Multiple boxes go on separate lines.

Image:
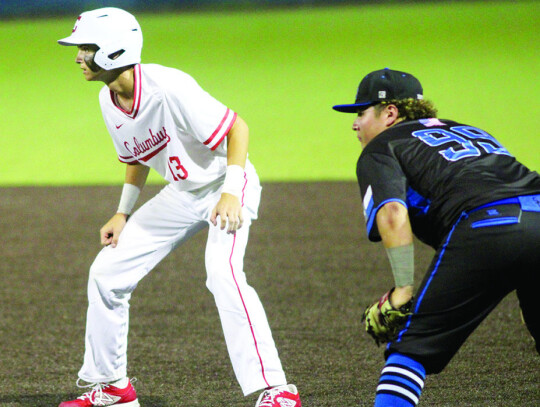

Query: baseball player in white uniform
left=57, top=8, right=301, bottom=407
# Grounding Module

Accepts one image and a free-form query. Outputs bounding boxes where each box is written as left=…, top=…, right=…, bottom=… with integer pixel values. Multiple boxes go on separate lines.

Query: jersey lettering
left=168, top=156, right=188, bottom=180
left=412, top=126, right=511, bottom=161
left=124, top=127, right=170, bottom=162
left=450, top=125, right=511, bottom=156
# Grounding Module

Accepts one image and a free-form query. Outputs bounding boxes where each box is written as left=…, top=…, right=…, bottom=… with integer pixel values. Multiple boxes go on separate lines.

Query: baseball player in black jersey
left=333, top=68, right=540, bottom=407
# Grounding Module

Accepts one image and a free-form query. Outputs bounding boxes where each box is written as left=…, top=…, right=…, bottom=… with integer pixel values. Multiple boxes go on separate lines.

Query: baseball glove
left=362, top=288, right=413, bottom=346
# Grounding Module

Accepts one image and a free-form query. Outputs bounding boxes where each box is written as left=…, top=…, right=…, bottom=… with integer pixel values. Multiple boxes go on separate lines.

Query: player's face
left=352, top=106, right=389, bottom=148
left=75, top=44, right=103, bottom=81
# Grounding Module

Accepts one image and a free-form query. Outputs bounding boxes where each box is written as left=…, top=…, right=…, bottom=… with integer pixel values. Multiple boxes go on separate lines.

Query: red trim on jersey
left=118, top=155, right=137, bottom=163
left=204, top=109, right=237, bottom=151
left=211, top=111, right=237, bottom=151
left=109, top=64, right=142, bottom=119
left=204, top=108, right=229, bottom=146
left=228, top=173, right=270, bottom=388
left=131, top=64, right=142, bottom=118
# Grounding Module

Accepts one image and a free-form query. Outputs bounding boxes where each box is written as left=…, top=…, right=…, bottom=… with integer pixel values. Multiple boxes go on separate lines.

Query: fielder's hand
left=362, top=288, right=413, bottom=346
left=211, top=193, right=244, bottom=234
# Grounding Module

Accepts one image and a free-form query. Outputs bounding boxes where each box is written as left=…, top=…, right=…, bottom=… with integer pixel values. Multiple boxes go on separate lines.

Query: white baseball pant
left=78, top=165, right=287, bottom=395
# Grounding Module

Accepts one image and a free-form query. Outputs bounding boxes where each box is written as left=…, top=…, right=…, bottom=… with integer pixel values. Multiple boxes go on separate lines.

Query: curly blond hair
left=374, top=98, right=438, bottom=121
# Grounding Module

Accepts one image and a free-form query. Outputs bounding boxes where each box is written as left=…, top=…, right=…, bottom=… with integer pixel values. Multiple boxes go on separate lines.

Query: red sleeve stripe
left=204, top=109, right=237, bottom=151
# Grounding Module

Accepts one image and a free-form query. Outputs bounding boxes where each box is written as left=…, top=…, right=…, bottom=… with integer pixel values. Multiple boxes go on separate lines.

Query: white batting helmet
left=58, top=7, right=143, bottom=70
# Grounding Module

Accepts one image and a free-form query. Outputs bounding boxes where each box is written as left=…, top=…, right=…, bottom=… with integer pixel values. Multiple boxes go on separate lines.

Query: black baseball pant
left=387, top=198, right=540, bottom=374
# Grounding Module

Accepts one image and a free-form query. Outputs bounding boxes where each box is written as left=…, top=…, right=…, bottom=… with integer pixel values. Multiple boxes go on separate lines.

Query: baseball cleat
left=58, top=379, right=139, bottom=407
left=255, top=384, right=302, bottom=407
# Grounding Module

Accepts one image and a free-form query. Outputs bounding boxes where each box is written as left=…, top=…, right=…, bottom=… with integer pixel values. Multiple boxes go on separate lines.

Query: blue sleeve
left=357, top=152, right=408, bottom=242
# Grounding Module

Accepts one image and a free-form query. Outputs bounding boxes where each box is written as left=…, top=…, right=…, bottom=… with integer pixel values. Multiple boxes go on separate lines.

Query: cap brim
left=332, top=102, right=373, bottom=113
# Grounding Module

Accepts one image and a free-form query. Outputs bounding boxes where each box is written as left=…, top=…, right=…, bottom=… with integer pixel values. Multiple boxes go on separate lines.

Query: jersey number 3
left=412, top=125, right=511, bottom=161
left=168, top=156, right=188, bottom=180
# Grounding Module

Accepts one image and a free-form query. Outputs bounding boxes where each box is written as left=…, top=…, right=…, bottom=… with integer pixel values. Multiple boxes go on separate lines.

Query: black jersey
left=356, top=118, right=540, bottom=248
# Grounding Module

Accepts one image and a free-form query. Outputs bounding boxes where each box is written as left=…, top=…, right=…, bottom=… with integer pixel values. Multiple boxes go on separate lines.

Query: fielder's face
left=75, top=44, right=102, bottom=81
left=352, top=106, right=388, bottom=148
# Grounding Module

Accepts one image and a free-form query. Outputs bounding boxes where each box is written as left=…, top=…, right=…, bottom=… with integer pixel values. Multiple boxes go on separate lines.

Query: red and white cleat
left=255, top=384, right=302, bottom=407
left=59, top=379, right=139, bottom=407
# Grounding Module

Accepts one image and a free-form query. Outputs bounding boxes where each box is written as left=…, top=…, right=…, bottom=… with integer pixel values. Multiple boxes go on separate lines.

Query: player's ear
left=385, top=104, right=401, bottom=126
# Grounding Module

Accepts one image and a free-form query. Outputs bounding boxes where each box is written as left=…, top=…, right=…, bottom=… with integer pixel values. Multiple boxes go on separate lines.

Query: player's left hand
left=362, top=288, right=413, bottom=346
left=211, top=193, right=244, bottom=234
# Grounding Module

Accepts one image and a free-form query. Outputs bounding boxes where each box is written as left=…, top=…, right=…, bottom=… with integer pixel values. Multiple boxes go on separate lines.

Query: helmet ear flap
left=108, top=49, right=126, bottom=60
left=83, top=52, right=101, bottom=72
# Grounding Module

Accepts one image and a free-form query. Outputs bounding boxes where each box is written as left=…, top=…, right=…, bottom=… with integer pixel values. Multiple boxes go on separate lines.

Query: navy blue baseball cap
left=332, top=68, right=424, bottom=113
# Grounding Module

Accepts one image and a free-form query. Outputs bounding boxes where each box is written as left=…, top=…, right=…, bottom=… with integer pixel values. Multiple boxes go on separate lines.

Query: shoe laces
left=258, top=386, right=287, bottom=407
left=74, top=378, right=136, bottom=406
left=75, top=380, right=112, bottom=405
left=257, top=392, right=274, bottom=407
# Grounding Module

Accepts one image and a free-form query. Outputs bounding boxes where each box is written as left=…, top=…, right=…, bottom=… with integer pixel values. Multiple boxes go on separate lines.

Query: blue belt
left=473, top=197, right=519, bottom=211
left=472, top=194, right=540, bottom=213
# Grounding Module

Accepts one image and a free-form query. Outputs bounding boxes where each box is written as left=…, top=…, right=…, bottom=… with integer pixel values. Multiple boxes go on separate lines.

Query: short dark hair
left=374, top=98, right=438, bottom=121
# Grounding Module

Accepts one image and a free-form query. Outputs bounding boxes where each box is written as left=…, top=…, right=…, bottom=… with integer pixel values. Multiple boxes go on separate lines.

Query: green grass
left=0, top=1, right=538, bottom=186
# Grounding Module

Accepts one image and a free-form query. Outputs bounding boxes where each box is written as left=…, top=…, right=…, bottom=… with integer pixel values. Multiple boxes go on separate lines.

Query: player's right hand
left=100, top=213, right=128, bottom=247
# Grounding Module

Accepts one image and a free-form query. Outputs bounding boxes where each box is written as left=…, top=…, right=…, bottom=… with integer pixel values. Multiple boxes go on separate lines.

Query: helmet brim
left=58, top=33, right=100, bottom=46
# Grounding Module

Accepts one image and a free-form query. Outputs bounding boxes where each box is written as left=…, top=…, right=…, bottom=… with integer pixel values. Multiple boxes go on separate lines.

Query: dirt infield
left=0, top=182, right=538, bottom=406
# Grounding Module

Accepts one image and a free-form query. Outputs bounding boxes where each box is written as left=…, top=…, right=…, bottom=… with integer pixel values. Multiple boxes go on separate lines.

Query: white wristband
left=117, top=183, right=141, bottom=215
left=221, top=165, right=245, bottom=198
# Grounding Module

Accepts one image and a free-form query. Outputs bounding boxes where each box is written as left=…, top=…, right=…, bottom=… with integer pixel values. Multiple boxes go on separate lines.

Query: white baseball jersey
left=79, top=63, right=288, bottom=395
left=99, top=63, right=238, bottom=191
